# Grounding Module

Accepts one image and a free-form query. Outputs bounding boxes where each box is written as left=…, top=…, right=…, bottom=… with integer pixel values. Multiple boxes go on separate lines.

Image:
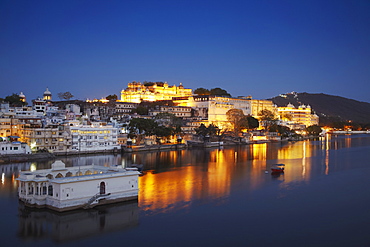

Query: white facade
left=17, top=160, right=140, bottom=211
left=68, top=122, right=120, bottom=152
left=0, top=141, right=32, bottom=155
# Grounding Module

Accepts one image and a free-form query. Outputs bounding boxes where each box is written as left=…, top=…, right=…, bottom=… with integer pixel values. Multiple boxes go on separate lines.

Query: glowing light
left=1, top=173, right=4, bottom=184
left=30, top=163, right=37, bottom=172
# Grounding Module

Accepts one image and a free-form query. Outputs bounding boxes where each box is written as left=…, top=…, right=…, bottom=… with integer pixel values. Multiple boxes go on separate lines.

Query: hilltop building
left=173, top=95, right=276, bottom=130
left=120, top=82, right=193, bottom=103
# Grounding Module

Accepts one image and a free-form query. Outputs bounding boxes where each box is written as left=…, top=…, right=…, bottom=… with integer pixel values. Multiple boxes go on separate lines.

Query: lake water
left=1, top=134, right=370, bottom=247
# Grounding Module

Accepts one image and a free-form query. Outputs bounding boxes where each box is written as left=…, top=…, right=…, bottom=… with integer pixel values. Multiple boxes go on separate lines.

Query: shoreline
left=0, top=137, right=315, bottom=164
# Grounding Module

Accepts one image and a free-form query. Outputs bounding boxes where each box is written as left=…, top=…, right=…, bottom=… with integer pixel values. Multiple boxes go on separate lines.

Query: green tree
left=106, top=94, right=118, bottom=101
left=246, top=115, right=259, bottom=129
left=195, top=123, right=208, bottom=137
left=194, top=88, right=210, bottom=95
left=269, top=124, right=292, bottom=137
left=131, top=105, right=149, bottom=115
left=128, top=118, right=157, bottom=142
left=4, top=93, right=27, bottom=106
left=154, top=125, right=174, bottom=143
left=259, top=109, right=277, bottom=129
left=154, top=112, right=182, bottom=127
left=58, top=91, right=74, bottom=100
left=210, top=88, right=231, bottom=97
left=226, top=109, right=249, bottom=135
left=306, top=125, right=322, bottom=136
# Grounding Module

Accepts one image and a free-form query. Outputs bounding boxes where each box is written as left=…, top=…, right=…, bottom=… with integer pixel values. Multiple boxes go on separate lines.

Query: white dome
left=44, top=87, right=51, bottom=95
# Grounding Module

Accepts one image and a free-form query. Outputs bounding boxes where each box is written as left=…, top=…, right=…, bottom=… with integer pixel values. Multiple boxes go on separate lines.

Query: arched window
left=42, top=183, right=47, bottom=195
left=66, top=172, right=73, bottom=177
left=48, top=185, right=53, bottom=196
left=55, top=173, right=63, bottom=178
left=85, top=170, right=92, bottom=175
left=100, top=182, right=105, bottom=195
left=46, top=174, right=53, bottom=179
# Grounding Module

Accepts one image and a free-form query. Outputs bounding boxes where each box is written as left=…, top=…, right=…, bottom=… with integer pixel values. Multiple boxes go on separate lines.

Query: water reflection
left=2, top=135, right=370, bottom=232
left=18, top=201, right=138, bottom=243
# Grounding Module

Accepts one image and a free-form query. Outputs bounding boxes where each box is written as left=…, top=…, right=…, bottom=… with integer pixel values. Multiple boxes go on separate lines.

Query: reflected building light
left=345, top=136, right=351, bottom=148
left=325, top=150, right=329, bottom=175
left=30, top=163, right=37, bottom=172
left=252, top=143, right=267, bottom=161
left=326, top=136, right=330, bottom=151
left=121, top=159, right=126, bottom=168
left=1, top=173, right=4, bottom=184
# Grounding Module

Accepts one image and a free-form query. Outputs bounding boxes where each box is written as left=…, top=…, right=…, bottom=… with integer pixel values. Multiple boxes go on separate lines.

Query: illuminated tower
left=43, top=87, right=52, bottom=101
left=19, top=92, right=26, bottom=102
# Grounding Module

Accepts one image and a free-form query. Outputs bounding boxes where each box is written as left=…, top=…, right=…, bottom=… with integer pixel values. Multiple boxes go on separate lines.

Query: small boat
left=271, top=164, right=285, bottom=173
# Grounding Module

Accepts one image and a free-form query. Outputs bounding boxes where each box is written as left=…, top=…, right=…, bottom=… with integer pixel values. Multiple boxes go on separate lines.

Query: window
left=43, top=184, right=47, bottom=195
left=48, top=185, right=53, bottom=196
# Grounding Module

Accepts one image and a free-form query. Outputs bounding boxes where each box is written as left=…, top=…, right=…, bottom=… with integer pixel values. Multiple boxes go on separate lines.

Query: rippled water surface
left=1, top=135, right=370, bottom=247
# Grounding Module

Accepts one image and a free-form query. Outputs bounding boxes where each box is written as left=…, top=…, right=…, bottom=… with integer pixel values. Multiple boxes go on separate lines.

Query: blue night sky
left=1, top=0, right=370, bottom=102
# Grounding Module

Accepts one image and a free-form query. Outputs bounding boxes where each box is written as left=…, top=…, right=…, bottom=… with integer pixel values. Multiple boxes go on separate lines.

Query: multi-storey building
left=120, top=82, right=193, bottom=103
left=247, top=98, right=277, bottom=117
left=113, top=102, right=138, bottom=120
left=149, top=105, right=192, bottom=118
left=277, top=103, right=319, bottom=129
left=68, top=121, right=120, bottom=153
left=173, top=95, right=276, bottom=130
left=22, top=124, right=71, bottom=153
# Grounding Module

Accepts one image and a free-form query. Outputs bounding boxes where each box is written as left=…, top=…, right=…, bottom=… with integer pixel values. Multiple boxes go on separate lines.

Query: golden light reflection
left=302, top=141, right=306, bottom=178
left=252, top=143, right=267, bottom=160
left=30, top=163, right=37, bottom=172
left=139, top=167, right=199, bottom=213
left=138, top=151, right=232, bottom=214
left=276, top=140, right=314, bottom=182
left=345, top=136, right=351, bottom=148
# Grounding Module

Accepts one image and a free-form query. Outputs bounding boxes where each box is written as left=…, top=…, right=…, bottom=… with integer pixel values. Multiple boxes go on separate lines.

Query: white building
left=0, top=140, right=32, bottom=155
left=68, top=121, right=120, bottom=153
left=17, top=160, right=140, bottom=212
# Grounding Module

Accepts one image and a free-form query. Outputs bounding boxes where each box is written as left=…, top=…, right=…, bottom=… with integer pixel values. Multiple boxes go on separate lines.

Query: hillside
left=269, top=92, right=370, bottom=125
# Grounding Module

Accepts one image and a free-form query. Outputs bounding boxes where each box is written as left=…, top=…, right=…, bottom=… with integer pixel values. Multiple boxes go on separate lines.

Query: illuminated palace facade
left=277, top=103, right=319, bottom=129
left=120, top=82, right=193, bottom=103
left=174, top=95, right=276, bottom=130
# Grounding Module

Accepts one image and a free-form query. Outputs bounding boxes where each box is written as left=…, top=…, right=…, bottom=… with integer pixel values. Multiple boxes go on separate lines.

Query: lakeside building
left=120, top=82, right=193, bottom=103
left=68, top=121, right=120, bottom=153
left=17, top=160, right=140, bottom=212
left=277, top=103, right=319, bottom=130
left=22, top=124, right=71, bottom=153
left=0, top=137, right=32, bottom=155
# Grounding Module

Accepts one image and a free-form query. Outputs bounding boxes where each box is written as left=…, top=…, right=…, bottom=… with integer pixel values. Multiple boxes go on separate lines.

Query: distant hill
left=269, top=92, right=370, bottom=125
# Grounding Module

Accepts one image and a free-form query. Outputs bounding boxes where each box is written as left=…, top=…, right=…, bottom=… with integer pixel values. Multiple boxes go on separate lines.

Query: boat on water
left=17, top=160, right=140, bottom=212
left=271, top=164, right=285, bottom=173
